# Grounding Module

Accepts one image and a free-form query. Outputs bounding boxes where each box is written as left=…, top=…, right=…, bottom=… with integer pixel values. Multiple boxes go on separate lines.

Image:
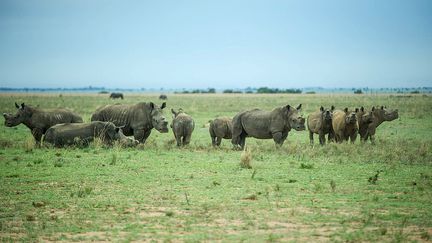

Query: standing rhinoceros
left=209, top=117, right=232, bottom=146
left=171, top=108, right=195, bottom=146
left=332, top=108, right=358, bottom=143
left=109, top=92, right=124, bottom=99
left=43, top=121, right=137, bottom=147
left=360, top=106, right=399, bottom=144
left=231, top=104, right=305, bottom=149
left=3, top=103, right=83, bottom=144
left=356, top=106, right=374, bottom=143
left=90, top=102, right=168, bottom=144
left=307, top=106, right=335, bottom=145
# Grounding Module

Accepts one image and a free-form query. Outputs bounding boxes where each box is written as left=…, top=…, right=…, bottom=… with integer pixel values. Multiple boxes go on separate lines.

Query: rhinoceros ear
left=355, top=108, right=359, bottom=112
left=15, top=102, right=19, bottom=109
left=3, top=113, right=7, bottom=118
left=149, top=102, right=155, bottom=110
left=360, top=107, right=364, bottom=112
left=320, top=106, right=324, bottom=112
left=380, top=106, right=384, bottom=110
left=171, top=108, right=176, bottom=115
left=296, top=104, right=302, bottom=110
left=344, top=107, right=348, bottom=113
left=331, top=105, right=335, bottom=111
left=161, top=102, right=166, bottom=109
left=285, top=105, right=291, bottom=111
left=115, top=127, right=120, bottom=133
left=21, top=103, right=25, bottom=109
left=371, top=106, right=375, bottom=111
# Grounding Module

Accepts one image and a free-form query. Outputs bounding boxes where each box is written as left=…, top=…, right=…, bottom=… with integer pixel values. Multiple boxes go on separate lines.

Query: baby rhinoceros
left=171, top=109, right=195, bottom=147
left=307, top=106, right=335, bottom=145
left=43, top=121, right=137, bottom=147
left=209, top=117, right=232, bottom=146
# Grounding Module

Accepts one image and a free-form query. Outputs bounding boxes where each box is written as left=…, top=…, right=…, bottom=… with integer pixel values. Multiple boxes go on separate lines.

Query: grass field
left=1, top=93, right=431, bottom=242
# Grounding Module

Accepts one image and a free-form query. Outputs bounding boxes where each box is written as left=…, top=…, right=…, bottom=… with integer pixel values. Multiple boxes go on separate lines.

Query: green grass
left=0, top=93, right=431, bottom=241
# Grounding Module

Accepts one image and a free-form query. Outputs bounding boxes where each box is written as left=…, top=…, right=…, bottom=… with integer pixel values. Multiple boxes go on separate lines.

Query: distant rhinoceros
left=307, top=106, right=335, bottom=145
left=3, top=103, right=83, bottom=144
left=43, top=121, right=137, bottom=147
left=332, top=108, right=358, bottom=143
left=159, top=94, right=168, bottom=100
left=90, top=102, right=168, bottom=144
left=109, top=93, right=124, bottom=99
left=171, top=108, right=195, bottom=146
left=231, top=104, right=305, bottom=149
left=360, top=106, right=399, bottom=144
left=209, top=117, right=232, bottom=146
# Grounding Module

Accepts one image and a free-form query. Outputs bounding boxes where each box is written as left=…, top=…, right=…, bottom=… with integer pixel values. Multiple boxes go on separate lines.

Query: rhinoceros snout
left=295, top=124, right=306, bottom=131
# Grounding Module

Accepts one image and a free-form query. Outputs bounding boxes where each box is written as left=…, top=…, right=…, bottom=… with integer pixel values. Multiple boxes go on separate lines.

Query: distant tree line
left=256, top=87, right=302, bottom=94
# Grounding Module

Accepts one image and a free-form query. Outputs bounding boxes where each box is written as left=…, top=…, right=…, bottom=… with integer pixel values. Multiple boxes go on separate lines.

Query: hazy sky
left=1, top=0, right=431, bottom=89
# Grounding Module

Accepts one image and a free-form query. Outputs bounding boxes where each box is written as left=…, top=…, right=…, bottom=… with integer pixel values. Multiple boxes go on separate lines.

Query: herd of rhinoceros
left=2, top=101, right=399, bottom=148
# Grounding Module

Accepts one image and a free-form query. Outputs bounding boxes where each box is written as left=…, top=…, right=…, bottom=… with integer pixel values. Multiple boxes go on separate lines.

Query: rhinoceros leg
left=32, top=128, right=43, bottom=145
left=318, top=131, right=326, bottom=145
left=272, top=132, right=287, bottom=147
left=134, top=129, right=151, bottom=144
left=309, top=131, right=314, bottom=145
left=183, top=134, right=191, bottom=146
left=175, top=135, right=182, bottom=147
left=216, top=137, right=222, bottom=146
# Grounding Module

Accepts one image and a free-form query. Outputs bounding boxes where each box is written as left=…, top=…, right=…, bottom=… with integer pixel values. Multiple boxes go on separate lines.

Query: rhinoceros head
left=4, top=103, right=32, bottom=127
left=343, top=107, right=357, bottom=125
left=286, top=104, right=305, bottom=131
left=372, top=106, right=399, bottom=122
left=320, top=105, right=334, bottom=122
left=150, top=102, right=168, bottom=133
left=359, top=107, right=374, bottom=124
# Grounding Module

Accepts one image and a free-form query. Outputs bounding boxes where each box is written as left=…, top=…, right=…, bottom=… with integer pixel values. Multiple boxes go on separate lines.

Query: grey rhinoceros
left=90, top=102, right=168, bottom=144
left=209, top=117, right=232, bottom=146
left=43, top=121, right=138, bottom=147
left=231, top=104, right=305, bottom=149
left=3, top=103, right=83, bottom=144
left=171, top=108, right=195, bottom=146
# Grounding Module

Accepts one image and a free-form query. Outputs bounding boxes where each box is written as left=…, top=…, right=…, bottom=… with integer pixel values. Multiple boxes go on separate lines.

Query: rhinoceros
left=43, top=121, right=137, bottom=147
left=356, top=107, right=374, bottom=142
left=360, top=106, right=399, bottom=144
left=171, top=108, right=195, bottom=146
left=231, top=104, right=305, bottom=149
left=209, top=117, right=232, bottom=146
left=332, top=108, right=358, bottom=143
left=90, top=102, right=168, bottom=144
left=109, top=93, right=124, bottom=99
left=307, top=106, right=335, bottom=145
left=3, top=103, right=83, bottom=144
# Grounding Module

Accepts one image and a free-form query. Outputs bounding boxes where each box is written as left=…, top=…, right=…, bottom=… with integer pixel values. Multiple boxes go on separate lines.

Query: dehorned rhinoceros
left=231, top=104, right=305, bottom=149
left=90, top=102, right=168, bottom=144
left=43, top=121, right=138, bottom=147
left=3, top=103, right=83, bottom=144
left=360, top=106, right=399, bottom=144
left=332, top=108, right=358, bottom=143
left=209, top=117, right=232, bottom=146
left=307, top=106, right=335, bottom=145
left=171, top=108, right=195, bottom=146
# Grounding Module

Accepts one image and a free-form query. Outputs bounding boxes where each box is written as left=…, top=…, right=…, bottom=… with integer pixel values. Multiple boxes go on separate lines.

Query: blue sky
left=0, top=0, right=431, bottom=89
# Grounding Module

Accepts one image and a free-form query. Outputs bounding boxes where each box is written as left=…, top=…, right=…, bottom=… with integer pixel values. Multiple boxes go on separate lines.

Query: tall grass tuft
left=24, top=137, right=35, bottom=152
left=240, top=146, right=252, bottom=169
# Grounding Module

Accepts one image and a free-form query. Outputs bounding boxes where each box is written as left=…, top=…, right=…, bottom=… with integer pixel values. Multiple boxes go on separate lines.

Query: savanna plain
left=0, top=93, right=431, bottom=242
